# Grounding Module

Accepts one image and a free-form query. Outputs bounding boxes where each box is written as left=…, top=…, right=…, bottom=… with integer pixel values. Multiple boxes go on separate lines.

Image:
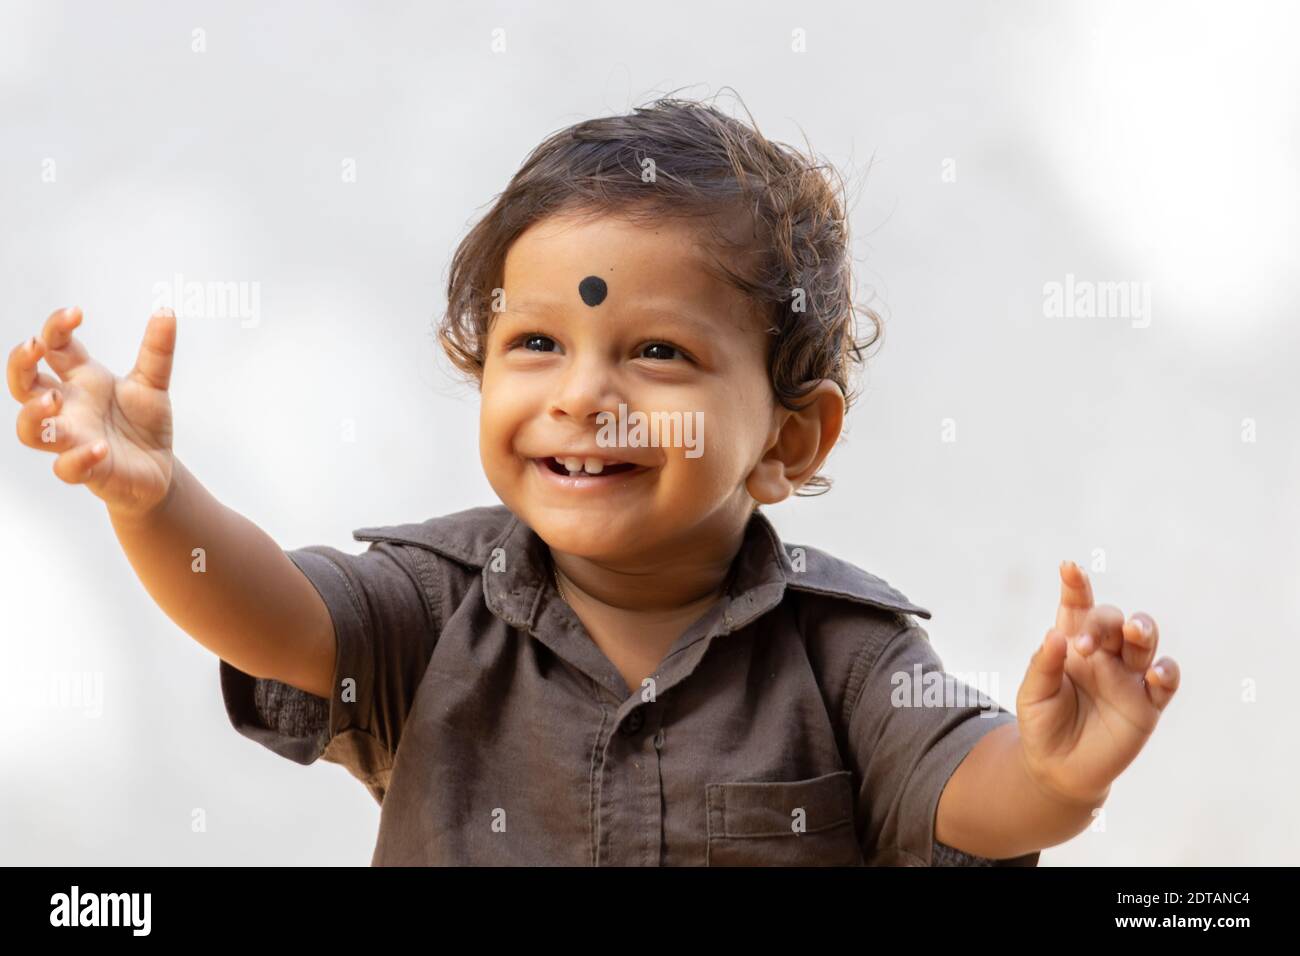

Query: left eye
left=640, top=343, right=679, bottom=361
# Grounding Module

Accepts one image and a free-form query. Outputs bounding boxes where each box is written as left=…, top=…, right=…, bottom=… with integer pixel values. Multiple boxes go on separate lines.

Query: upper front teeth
left=561, top=457, right=610, bottom=475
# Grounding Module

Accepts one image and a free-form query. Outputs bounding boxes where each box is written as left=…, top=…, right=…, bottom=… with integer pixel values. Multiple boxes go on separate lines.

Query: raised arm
left=936, top=561, right=1181, bottom=858
left=8, top=306, right=335, bottom=698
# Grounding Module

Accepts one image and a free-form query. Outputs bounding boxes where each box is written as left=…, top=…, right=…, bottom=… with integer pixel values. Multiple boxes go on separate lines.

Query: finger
left=15, top=388, right=77, bottom=452
left=8, top=335, right=60, bottom=402
left=1077, top=604, right=1126, bottom=656
left=1143, top=656, right=1180, bottom=712
left=128, top=308, right=177, bottom=391
left=1055, top=560, right=1095, bottom=635
left=1018, top=628, right=1070, bottom=707
left=39, top=306, right=92, bottom=379
left=52, top=439, right=109, bottom=485
left=1121, top=612, right=1159, bottom=673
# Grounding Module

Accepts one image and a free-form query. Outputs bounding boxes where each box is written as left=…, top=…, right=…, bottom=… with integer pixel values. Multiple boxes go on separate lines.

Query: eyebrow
left=507, top=299, right=718, bottom=338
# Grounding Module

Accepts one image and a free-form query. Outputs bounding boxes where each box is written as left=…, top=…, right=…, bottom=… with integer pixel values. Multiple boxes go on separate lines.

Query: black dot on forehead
left=578, top=275, right=608, bottom=307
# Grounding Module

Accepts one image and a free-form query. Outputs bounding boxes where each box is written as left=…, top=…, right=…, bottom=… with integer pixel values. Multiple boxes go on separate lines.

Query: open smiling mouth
left=530, top=455, right=647, bottom=486
left=541, top=456, right=640, bottom=477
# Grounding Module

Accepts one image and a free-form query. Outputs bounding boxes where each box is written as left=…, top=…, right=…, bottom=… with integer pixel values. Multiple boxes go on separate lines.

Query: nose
left=549, top=349, right=624, bottom=425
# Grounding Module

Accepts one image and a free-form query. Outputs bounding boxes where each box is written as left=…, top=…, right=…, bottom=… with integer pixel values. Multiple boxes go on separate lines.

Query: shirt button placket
left=643, top=708, right=666, bottom=867
left=599, top=704, right=666, bottom=867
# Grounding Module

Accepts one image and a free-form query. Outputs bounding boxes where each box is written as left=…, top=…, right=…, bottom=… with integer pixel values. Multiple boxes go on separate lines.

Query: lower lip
left=530, top=458, right=652, bottom=491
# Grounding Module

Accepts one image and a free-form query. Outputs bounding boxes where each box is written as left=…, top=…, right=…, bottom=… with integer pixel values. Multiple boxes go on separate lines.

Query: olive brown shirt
left=219, top=504, right=1040, bottom=866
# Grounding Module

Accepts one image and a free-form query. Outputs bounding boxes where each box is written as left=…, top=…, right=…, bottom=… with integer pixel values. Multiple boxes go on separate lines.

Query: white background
left=1, top=0, right=1296, bottom=864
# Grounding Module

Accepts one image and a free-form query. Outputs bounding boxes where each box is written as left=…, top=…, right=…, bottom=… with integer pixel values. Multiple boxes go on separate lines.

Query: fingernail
left=1154, top=664, right=1169, bottom=680
left=43, top=390, right=57, bottom=407
left=92, top=440, right=107, bottom=455
left=1075, top=633, right=1095, bottom=654
left=1132, top=616, right=1150, bottom=637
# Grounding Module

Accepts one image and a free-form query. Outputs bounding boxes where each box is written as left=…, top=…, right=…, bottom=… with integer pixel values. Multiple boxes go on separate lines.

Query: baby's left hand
left=1015, top=561, right=1180, bottom=807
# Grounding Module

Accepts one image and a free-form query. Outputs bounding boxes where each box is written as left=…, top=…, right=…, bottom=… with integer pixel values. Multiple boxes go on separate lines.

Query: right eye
left=521, top=334, right=557, bottom=352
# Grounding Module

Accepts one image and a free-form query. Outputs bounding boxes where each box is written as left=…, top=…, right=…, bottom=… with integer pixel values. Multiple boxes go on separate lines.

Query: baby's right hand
left=9, top=306, right=178, bottom=518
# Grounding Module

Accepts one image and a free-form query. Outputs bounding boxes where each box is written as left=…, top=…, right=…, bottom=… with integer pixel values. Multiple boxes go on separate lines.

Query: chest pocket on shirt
left=704, top=770, right=863, bottom=866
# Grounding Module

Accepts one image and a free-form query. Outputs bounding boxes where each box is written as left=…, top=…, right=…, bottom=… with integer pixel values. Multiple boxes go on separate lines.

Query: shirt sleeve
left=847, top=619, right=1041, bottom=867
left=218, top=540, right=441, bottom=805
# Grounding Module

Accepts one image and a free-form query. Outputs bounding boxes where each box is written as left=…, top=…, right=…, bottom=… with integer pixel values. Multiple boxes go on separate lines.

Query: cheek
left=479, top=372, right=549, bottom=472
left=658, top=415, right=748, bottom=499
left=688, top=383, right=772, bottom=469
left=478, top=380, right=520, bottom=462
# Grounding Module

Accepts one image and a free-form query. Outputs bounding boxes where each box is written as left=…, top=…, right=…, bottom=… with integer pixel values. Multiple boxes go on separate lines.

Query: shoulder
left=316, top=505, right=519, bottom=622
left=772, top=537, right=932, bottom=722
left=349, top=504, right=518, bottom=570
left=280, top=506, right=517, bottom=634
left=780, top=538, right=931, bottom=623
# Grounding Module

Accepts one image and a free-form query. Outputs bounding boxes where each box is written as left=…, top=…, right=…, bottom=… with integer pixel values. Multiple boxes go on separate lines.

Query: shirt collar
left=353, top=504, right=931, bottom=631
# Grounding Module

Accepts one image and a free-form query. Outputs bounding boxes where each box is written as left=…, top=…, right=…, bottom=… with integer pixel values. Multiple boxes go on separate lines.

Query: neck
left=550, top=520, right=748, bottom=615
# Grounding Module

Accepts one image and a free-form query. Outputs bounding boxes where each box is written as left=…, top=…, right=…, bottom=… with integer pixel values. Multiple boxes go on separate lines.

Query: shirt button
left=619, top=710, right=645, bottom=735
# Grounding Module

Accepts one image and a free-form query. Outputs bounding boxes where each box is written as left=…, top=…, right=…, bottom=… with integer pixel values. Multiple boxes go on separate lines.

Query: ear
left=745, top=380, right=846, bottom=504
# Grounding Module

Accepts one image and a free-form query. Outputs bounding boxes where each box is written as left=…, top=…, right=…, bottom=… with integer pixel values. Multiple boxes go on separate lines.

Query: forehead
left=500, top=212, right=760, bottom=329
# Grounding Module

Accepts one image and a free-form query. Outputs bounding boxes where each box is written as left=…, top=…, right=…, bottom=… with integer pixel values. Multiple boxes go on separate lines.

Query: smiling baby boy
left=8, top=97, right=1179, bottom=865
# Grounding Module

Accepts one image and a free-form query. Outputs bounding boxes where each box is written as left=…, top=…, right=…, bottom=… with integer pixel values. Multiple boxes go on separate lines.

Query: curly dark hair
left=438, top=89, right=880, bottom=494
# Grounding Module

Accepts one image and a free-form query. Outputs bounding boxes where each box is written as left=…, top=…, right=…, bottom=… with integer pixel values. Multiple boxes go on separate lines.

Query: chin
left=525, top=506, right=643, bottom=559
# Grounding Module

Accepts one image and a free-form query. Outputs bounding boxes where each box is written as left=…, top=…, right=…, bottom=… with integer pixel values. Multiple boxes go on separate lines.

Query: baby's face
left=479, top=211, right=778, bottom=563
